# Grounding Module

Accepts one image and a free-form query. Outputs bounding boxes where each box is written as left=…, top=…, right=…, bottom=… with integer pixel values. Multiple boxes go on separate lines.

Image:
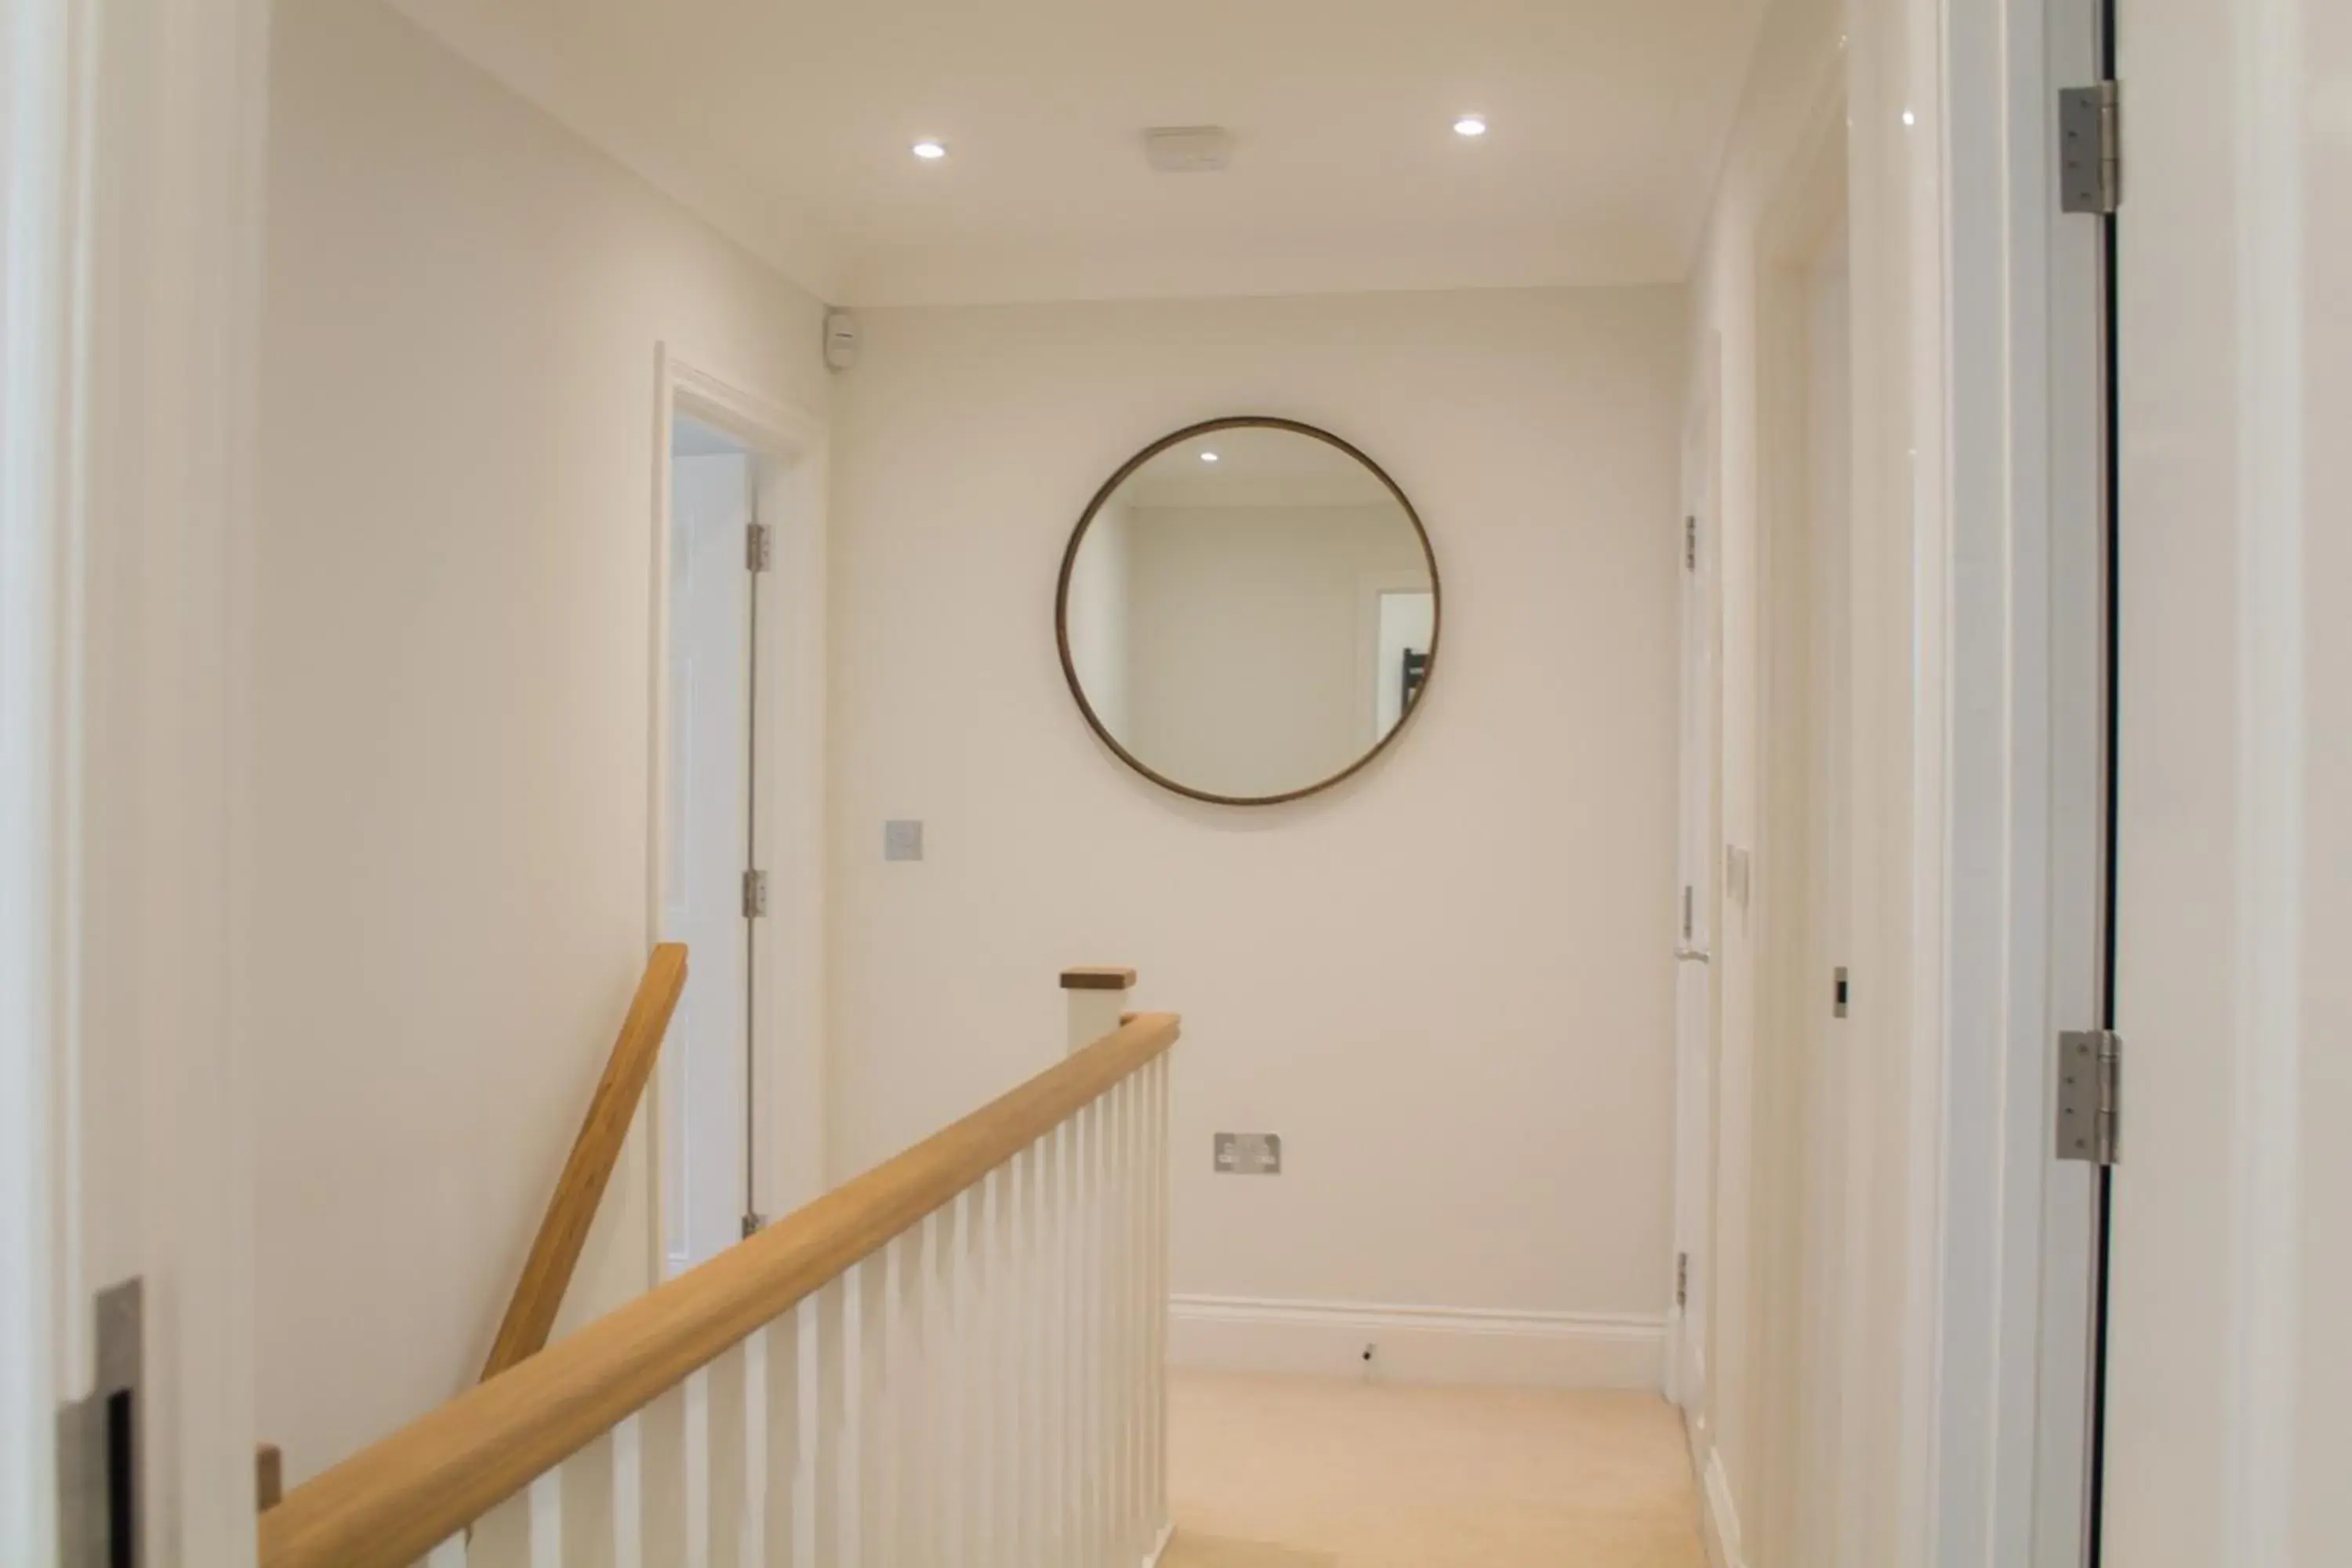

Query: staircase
left=258, top=966, right=1180, bottom=1568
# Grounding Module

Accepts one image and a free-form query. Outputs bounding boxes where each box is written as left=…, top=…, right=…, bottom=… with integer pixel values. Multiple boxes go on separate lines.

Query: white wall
left=249, top=0, right=831, bottom=1484
left=828, top=288, right=1685, bottom=1374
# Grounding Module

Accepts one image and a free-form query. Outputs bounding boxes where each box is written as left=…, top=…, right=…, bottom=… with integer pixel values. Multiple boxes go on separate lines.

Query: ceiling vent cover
left=1143, top=125, right=1234, bottom=173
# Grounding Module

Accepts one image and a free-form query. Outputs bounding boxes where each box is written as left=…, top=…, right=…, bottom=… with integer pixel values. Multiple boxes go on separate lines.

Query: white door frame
left=648, top=346, right=829, bottom=1273
left=2, top=0, right=269, bottom=1559
left=1916, top=0, right=2108, bottom=1560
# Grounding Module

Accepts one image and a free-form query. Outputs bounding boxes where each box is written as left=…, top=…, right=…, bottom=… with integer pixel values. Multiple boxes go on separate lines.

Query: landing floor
left=1163, top=1370, right=1708, bottom=1568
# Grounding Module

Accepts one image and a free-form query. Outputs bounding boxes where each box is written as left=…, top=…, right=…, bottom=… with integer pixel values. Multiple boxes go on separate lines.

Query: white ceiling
left=387, top=0, right=1769, bottom=307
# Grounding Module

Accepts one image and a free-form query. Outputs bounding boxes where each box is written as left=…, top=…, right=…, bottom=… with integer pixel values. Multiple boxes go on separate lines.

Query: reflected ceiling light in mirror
left=1453, top=115, right=1488, bottom=138
left=912, top=140, right=948, bottom=160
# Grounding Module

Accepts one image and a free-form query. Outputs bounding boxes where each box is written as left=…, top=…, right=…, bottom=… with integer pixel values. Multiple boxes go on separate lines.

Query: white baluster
left=995, top=1152, right=1024, bottom=1568
left=1149, top=1053, right=1171, bottom=1552
left=1101, top=1087, right=1125, bottom=1564
left=739, top=1331, right=768, bottom=1566
left=1054, top=1112, right=1078, bottom=1568
left=613, top=1414, right=644, bottom=1568
left=857, top=1250, right=894, bottom=1565
left=795, top=1301, right=822, bottom=1567
left=1115, top=1072, right=1143, bottom=1561
left=968, top=1166, right=1000, bottom=1566
left=638, top=1377, right=691, bottom=1564
left=557, top=1430, right=619, bottom=1568
left=1114, top=1074, right=1141, bottom=1561
left=1017, top=1139, right=1046, bottom=1565
left=761, top=1312, right=805, bottom=1566
left=993, top=1154, right=1022, bottom=1566
left=684, top=1366, right=712, bottom=1567
left=1065, top=1111, right=1088, bottom=1568
left=1043, top=1129, right=1069, bottom=1566
left=703, top=1343, right=747, bottom=1567
left=1139, top=1069, right=1160, bottom=1559
left=1083, top=1097, right=1108, bottom=1565
left=815, top=1273, right=851, bottom=1566
left=467, top=1486, right=531, bottom=1567
left=932, top=1198, right=965, bottom=1568
left=530, top=1469, right=564, bottom=1568
left=1102, top=1090, right=1122, bottom=1565
left=892, top=1225, right=933, bottom=1568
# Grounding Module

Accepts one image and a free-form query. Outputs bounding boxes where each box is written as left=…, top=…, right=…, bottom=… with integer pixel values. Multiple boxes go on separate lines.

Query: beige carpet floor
left=1161, top=1371, right=1708, bottom=1568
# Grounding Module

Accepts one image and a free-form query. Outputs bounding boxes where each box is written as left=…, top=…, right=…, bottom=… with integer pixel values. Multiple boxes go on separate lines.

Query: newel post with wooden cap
left=1062, top=965, right=1138, bottom=1055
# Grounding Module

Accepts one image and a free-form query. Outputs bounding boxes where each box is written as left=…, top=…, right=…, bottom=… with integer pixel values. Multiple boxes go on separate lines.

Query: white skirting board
left=1693, top=1432, right=1744, bottom=1568
left=1168, top=1294, right=1667, bottom=1388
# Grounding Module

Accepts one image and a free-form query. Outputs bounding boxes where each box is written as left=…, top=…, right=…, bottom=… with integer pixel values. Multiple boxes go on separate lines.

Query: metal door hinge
left=746, top=521, right=772, bottom=572
left=1675, top=1251, right=1690, bottom=1309
left=1833, top=967, right=1850, bottom=1018
left=2060, top=82, right=2121, bottom=214
left=1684, top=516, right=1698, bottom=571
left=741, top=869, right=768, bottom=919
left=2056, top=1029, right=2122, bottom=1164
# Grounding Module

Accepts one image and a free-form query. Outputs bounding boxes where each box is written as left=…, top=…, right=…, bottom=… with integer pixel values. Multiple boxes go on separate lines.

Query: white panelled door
left=2104, top=0, right=2349, bottom=1560
left=664, top=445, right=756, bottom=1272
left=1668, top=373, right=1722, bottom=1425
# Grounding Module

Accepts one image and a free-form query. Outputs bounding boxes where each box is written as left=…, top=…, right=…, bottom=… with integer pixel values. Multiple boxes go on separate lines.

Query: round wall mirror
left=1056, top=418, right=1440, bottom=805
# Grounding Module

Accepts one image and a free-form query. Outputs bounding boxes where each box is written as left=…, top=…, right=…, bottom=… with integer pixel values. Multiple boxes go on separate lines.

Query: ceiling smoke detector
left=1143, top=126, right=1234, bottom=174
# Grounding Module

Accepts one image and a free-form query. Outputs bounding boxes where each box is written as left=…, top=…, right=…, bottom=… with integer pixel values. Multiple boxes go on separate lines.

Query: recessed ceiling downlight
left=1200, top=452, right=1221, bottom=463
left=1453, top=115, right=1488, bottom=137
left=912, top=140, right=948, bottom=160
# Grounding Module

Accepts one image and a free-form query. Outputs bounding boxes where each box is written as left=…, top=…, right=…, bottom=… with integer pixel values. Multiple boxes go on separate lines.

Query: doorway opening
left=648, top=350, right=830, bottom=1283
left=648, top=350, right=831, bottom=1289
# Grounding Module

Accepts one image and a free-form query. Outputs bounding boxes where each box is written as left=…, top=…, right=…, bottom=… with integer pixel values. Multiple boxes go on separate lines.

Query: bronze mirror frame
left=1054, top=416, right=1443, bottom=807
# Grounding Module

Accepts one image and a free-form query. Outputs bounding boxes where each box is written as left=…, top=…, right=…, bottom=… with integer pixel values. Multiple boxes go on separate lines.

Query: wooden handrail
left=259, top=1010, right=1181, bottom=1568
left=479, top=942, right=689, bottom=1381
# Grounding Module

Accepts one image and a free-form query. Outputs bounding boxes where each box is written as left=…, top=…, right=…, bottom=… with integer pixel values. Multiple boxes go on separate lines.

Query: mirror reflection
left=1058, top=421, right=1439, bottom=804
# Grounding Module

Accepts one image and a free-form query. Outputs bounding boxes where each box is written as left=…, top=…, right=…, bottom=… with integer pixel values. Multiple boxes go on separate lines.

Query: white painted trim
left=646, top=347, right=830, bottom=1283
left=1144, top=1520, right=1174, bottom=1566
left=0, top=0, right=82, bottom=1550
left=1169, top=1294, right=1665, bottom=1389
left=0, top=0, right=270, bottom=1557
left=1699, top=1441, right=1748, bottom=1568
